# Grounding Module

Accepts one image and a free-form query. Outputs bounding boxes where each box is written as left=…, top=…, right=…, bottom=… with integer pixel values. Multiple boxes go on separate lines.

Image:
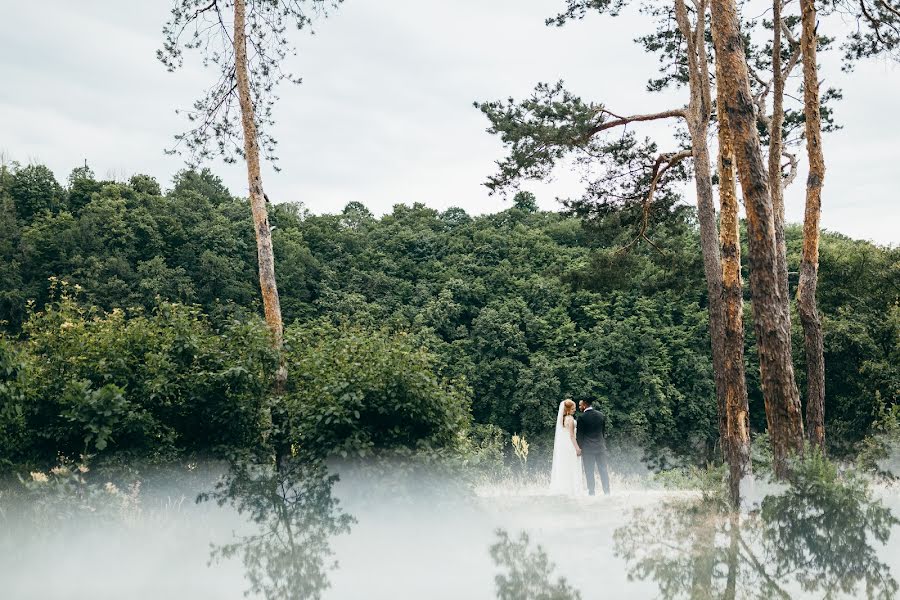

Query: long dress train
left=549, top=401, right=585, bottom=496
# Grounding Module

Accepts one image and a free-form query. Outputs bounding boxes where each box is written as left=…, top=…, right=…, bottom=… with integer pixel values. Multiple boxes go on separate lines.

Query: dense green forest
left=0, top=162, right=897, bottom=469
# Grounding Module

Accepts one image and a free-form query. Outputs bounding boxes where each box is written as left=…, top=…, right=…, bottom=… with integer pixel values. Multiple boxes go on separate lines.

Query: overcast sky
left=1, top=0, right=898, bottom=244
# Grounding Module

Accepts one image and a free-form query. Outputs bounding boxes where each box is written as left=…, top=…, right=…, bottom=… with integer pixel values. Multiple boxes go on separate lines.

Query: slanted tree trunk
left=798, top=0, right=826, bottom=450
left=709, top=0, right=804, bottom=478
left=769, top=0, right=791, bottom=304
left=713, top=32, right=751, bottom=506
left=234, top=0, right=285, bottom=359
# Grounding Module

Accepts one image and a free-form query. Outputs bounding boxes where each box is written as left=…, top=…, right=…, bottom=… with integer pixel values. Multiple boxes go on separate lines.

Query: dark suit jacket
left=576, top=408, right=607, bottom=455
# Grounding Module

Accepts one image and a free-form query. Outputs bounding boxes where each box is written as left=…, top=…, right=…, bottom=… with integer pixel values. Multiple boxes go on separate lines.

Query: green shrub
left=60, top=381, right=132, bottom=452
left=0, top=337, right=32, bottom=467
left=283, top=321, right=471, bottom=459
left=19, top=291, right=277, bottom=463
left=855, top=394, right=900, bottom=478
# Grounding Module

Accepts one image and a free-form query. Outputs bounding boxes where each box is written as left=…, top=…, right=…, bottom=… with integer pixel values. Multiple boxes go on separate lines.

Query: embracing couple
left=549, top=398, right=610, bottom=497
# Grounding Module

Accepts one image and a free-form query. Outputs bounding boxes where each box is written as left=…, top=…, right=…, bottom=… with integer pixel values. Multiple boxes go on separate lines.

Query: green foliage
left=856, top=397, right=900, bottom=477
left=2, top=288, right=475, bottom=468
left=749, top=431, right=774, bottom=474
left=475, top=82, right=686, bottom=218
left=0, top=161, right=896, bottom=467
left=651, top=463, right=727, bottom=499
left=13, top=289, right=278, bottom=464
left=5, top=164, right=65, bottom=222
left=831, top=0, right=900, bottom=64
left=457, top=423, right=510, bottom=479
left=0, top=167, right=264, bottom=329
left=283, top=321, right=471, bottom=459
left=475, top=81, right=603, bottom=192
left=60, top=381, right=130, bottom=452
left=0, top=337, right=31, bottom=468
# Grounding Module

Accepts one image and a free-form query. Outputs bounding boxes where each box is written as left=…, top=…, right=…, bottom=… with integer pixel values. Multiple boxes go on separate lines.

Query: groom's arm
left=576, top=418, right=584, bottom=447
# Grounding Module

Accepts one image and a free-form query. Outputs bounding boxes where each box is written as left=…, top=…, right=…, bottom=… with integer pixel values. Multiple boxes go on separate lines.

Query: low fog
left=3, top=457, right=899, bottom=600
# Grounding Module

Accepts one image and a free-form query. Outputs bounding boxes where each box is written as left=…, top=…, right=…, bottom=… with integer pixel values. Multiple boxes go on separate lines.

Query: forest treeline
left=0, top=162, right=896, bottom=469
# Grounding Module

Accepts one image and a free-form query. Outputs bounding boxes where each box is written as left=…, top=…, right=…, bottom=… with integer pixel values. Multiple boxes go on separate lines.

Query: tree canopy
left=0, top=162, right=896, bottom=467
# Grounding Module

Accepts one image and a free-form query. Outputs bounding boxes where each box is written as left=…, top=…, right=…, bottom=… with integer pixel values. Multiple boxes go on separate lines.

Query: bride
left=549, top=399, right=585, bottom=496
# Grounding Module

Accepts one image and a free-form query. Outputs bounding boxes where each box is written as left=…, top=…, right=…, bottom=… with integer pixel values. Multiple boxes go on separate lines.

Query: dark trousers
left=583, top=451, right=610, bottom=495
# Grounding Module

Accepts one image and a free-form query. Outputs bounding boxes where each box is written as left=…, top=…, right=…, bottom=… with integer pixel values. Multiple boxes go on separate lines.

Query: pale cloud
left=1, top=0, right=897, bottom=244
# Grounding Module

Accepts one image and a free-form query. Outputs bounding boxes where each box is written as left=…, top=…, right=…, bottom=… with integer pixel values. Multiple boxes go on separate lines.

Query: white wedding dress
left=549, top=401, right=586, bottom=496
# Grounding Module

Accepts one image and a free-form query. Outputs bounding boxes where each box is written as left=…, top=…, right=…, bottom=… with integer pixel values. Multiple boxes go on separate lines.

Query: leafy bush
left=3, top=293, right=477, bottom=470
left=283, top=321, right=471, bottom=459
left=60, top=381, right=131, bottom=452
left=855, top=395, right=900, bottom=478
left=0, top=337, right=32, bottom=468
left=456, top=423, right=509, bottom=480
left=16, top=290, right=277, bottom=464
left=651, top=463, right=727, bottom=497
left=749, top=431, right=773, bottom=475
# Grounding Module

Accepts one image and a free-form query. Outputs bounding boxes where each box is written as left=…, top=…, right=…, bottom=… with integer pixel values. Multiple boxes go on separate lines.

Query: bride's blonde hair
left=561, top=399, right=576, bottom=426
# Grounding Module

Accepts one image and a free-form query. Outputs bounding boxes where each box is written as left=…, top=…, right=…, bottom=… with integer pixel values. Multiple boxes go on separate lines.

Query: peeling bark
left=769, top=0, right=791, bottom=305
left=713, top=19, right=751, bottom=506
left=709, top=0, right=804, bottom=478
left=798, top=0, right=827, bottom=450
left=234, top=0, right=285, bottom=362
left=674, top=0, right=730, bottom=486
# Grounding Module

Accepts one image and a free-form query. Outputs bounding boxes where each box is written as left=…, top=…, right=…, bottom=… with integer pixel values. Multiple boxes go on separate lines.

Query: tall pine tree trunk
left=234, top=0, right=285, bottom=358
left=798, top=0, right=826, bottom=450
left=674, top=0, right=733, bottom=498
left=676, top=0, right=750, bottom=505
left=691, top=130, right=732, bottom=474
left=709, top=0, right=804, bottom=478
left=769, top=0, right=791, bottom=304
left=234, top=0, right=289, bottom=465
left=713, top=38, right=751, bottom=506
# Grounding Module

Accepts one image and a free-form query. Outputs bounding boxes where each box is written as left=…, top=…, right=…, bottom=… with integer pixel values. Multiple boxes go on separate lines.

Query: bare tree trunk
left=692, top=126, right=732, bottom=478
left=769, top=0, right=791, bottom=305
left=234, top=0, right=288, bottom=465
left=798, top=0, right=826, bottom=450
left=713, top=36, right=751, bottom=506
left=709, top=0, right=804, bottom=478
left=675, top=0, right=745, bottom=504
left=234, top=0, right=285, bottom=357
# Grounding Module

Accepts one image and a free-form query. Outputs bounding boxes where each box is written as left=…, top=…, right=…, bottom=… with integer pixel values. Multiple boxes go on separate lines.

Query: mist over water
left=2, top=458, right=899, bottom=600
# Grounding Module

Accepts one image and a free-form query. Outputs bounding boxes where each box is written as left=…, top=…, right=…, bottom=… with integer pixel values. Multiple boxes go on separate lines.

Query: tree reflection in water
left=490, top=529, right=582, bottom=600
left=614, top=455, right=899, bottom=599
left=200, top=458, right=354, bottom=600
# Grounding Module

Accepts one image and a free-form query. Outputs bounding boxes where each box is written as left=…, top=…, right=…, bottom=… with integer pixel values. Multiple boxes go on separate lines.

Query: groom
left=576, top=398, right=610, bottom=496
